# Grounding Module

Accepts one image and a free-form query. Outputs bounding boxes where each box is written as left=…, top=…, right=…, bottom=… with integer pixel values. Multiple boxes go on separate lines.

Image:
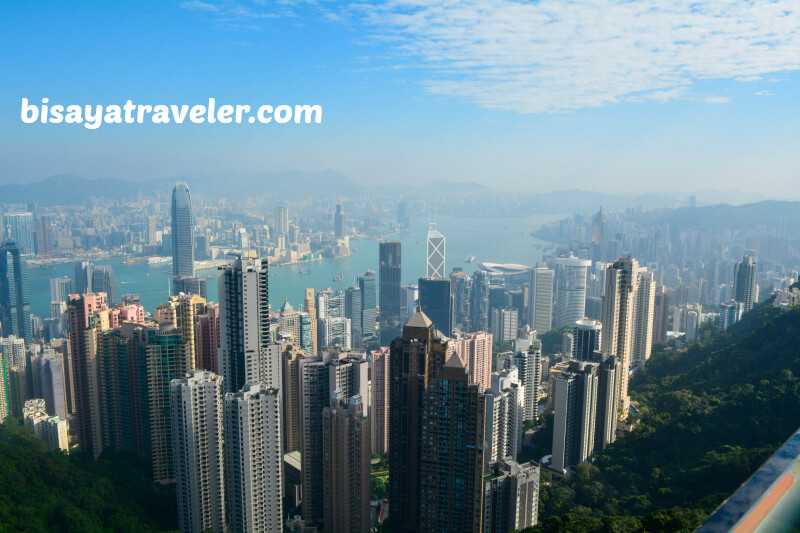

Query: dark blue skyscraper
left=358, top=271, right=377, bottom=340
left=171, top=182, right=195, bottom=284
left=418, top=277, right=452, bottom=337
left=379, top=242, right=402, bottom=346
left=0, top=240, right=32, bottom=343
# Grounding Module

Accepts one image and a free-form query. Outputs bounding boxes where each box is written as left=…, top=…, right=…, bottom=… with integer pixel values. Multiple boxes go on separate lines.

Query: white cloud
left=755, top=90, right=776, bottom=96
left=180, top=1, right=219, bottom=12
left=357, top=0, right=800, bottom=113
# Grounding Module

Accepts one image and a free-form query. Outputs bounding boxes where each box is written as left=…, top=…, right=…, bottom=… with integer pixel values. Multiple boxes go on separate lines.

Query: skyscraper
left=74, top=261, right=92, bottom=295
left=334, top=203, right=346, bottom=240
left=450, top=330, right=493, bottom=393
left=390, top=310, right=485, bottom=532
left=734, top=253, right=758, bottom=313
left=470, top=269, right=490, bottom=333
left=299, top=358, right=330, bottom=525
left=652, top=284, right=669, bottom=345
left=530, top=266, right=554, bottom=334
left=358, top=271, right=377, bottom=341
left=322, top=393, right=371, bottom=533
left=345, top=285, right=363, bottom=348
left=195, top=303, right=220, bottom=373
left=450, top=270, right=471, bottom=332
left=509, top=348, right=541, bottom=421
left=218, top=257, right=270, bottom=394
left=171, top=182, right=195, bottom=290
left=0, top=240, right=32, bottom=343
left=601, top=257, right=639, bottom=412
left=594, top=355, right=620, bottom=452
left=573, top=319, right=602, bottom=362
left=631, top=269, right=656, bottom=368
left=551, top=361, right=598, bottom=473
left=484, top=368, right=524, bottom=470
left=91, top=265, right=117, bottom=307
left=379, top=241, right=402, bottom=345
left=282, top=343, right=306, bottom=454
left=225, top=383, right=283, bottom=533
left=426, top=225, right=446, bottom=279
left=418, top=276, right=452, bottom=337
left=370, top=347, right=391, bottom=455
left=171, top=371, right=226, bottom=533
left=3, top=212, right=35, bottom=256
left=482, top=459, right=539, bottom=533
left=304, top=288, right=318, bottom=355
left=50, top=276, right=74, bottom=304
left=554, top=256, right=591, bottom=330
left=35, top=214, right=55, bottom=255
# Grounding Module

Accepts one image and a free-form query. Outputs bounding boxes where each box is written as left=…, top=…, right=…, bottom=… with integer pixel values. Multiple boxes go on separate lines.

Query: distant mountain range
left=0, top=172, right=783, bottom=216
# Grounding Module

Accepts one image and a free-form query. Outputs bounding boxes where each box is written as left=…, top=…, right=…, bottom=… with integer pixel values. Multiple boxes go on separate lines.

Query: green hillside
left=531, top=303, right=800, bottom=532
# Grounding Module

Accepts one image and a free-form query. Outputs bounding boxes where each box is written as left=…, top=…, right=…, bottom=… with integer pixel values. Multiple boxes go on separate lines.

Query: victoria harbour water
left=28, top=213, right=564, bottom=318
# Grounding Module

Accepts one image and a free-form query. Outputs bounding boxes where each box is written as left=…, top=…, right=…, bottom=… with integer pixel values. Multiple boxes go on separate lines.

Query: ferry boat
left=333, top=273, right=344, bottom=282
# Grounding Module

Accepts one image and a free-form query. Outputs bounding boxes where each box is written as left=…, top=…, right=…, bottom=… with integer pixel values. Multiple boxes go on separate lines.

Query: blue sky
left=0, top=0, right=798, bottom=196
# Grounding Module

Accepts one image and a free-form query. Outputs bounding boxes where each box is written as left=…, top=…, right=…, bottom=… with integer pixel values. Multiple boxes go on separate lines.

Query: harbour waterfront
left=28, top=213, right=563, bottom=318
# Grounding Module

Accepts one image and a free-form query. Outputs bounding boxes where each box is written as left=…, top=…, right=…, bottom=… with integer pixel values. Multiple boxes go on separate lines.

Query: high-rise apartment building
left=299, top=358, right=330, bottom=525
left=734, top=253, right=758, bottom=313
left=551, top=361, right=598, bottom=473
left=509, top=348, right=541, bottom=421
left=195, top=303, right=219, bottom=373
left=171, top=182, right=195, bottom=283
left=282, top=343, right=306, bottom=454
left=652, top=284, right=669, bottom=345
left=370, top=347, right=391, bottom=455
left=483, top=459, right=539, bottom=533
left=379, top=241, right=402, bottom=345
left=345, top=285, right=363, bottom=348
left=631, top=269, right=656, bottom=368
left=155, top=293, right=207, bottom=369
left=218, top=257, right=269, bottom=393
left=601, top=257, right=639, bottom=412
left=530, top=266, right=554, bottom=334
left=322, top=393, right=371, bottom=533
left=484, top=368, right=524, bottom=470
left=554, top=256, right=591, bottom=330
left=171, top=371, right=226, bottom=533
left=426, top=225, right=445, bottom=279
left=225, top=383, right=283, bottom=533
left=0, top=240, right=32, bottom=343
left=449, top=330, right=493, bottom=393
left=573, top=319, right=602, bottom=362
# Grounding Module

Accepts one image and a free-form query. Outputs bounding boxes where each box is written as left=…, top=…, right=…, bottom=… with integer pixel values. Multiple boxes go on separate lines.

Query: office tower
left=573, top=319, right=602, bottom=362
left=509, top=349, right=541, bottom=421
left=450, top=330, right=493, bottom=393
left=397, top=201, right=410, bottom=228
left=450, top=270, right=471, bottom=332
left=298, top=312, right=313, bottom=354
left=225, top=383, right=283, bottom=533
left=68, top=293, right=109, bottom=457
left=147, top=215, right=158, bottom=245
left=156, top=293, right=207, bottom=369
left=3, top=212, right=35, bottom=256
left=317, top=289, right=344, bottom=320
left=171, top=371, right=226, bottom=533
left=73, top=261, right=92, bottom=295
left=35, top=214, right=55, bottom=255
left=171, top=182, right=195, bottom=283
left=530, top=266, right=554, bottom=334
left=345, top=285, right=363, bottom=348
left=0, top=240, right=32, bottom=343
left=484, top=368, right=524, bottom=470
left=419, top=352, right=485, bottom=533
left=32, top=351, right=67, bottom=420
left=418, top=276, right=452, bottom=337
left=719, top=301, right=743, bottom=331
left=358, top=271, right=377, bottom=341
left=483, top=459, right=539, bottom=533
left=334, top=203, right=346, bottom=240
left=299, top=358, right=330, bottom=524
left=195, top=235, right=210, bottom=260
left=554, top=256, right=591, bottom=329
left=401, top=284, right=418, bottom=324
left=594, top=355, right=620, bottom=452
left=631, top=270, right=656, bottom=368
left=274, top=205, right=289, bottom=237
left=491, top=308, right=518, bottom=342
left=591, top=207, right=606, bottom=246
left=304, top=288, right=318, bottom=355
left=370, top=347, right=390, bottom=454
left=379, top=241, right=402, bottom=345
left=652, top=285, right=669, bottom=344
left=50, top=276, right=74, bottom=304
left=601, top=257, right=639, bottom=412
left=426, top=225, right=446, bottom=279
left=585, top=296, right=603, bottom=322
left=282, top=343, right=306, bottom=453
left=218, top=257, right=270, bottom=394
left=322, top=393, right=371, bottom=533
left=390, top=311, right=484, bottom=532
left=91, top=265, right=117, bottom=306
left=551, top=361, right=599, bottom=473
left=279, top=298, right=301, bottom=342
left=734, top=253, right=758, bottom=313
left=173, top=276, right=208, bottom=299
left=319, top=317, right=352, bottom=350
left=469, top=269, right=490, bottom=333
left=96, top=319, right=136, bottom=456
left=195, top=303, right=220, bottom=373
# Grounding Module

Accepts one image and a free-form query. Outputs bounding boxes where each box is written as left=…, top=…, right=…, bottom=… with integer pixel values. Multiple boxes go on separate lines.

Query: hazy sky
left=1, top=1, right=799, bottom=196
